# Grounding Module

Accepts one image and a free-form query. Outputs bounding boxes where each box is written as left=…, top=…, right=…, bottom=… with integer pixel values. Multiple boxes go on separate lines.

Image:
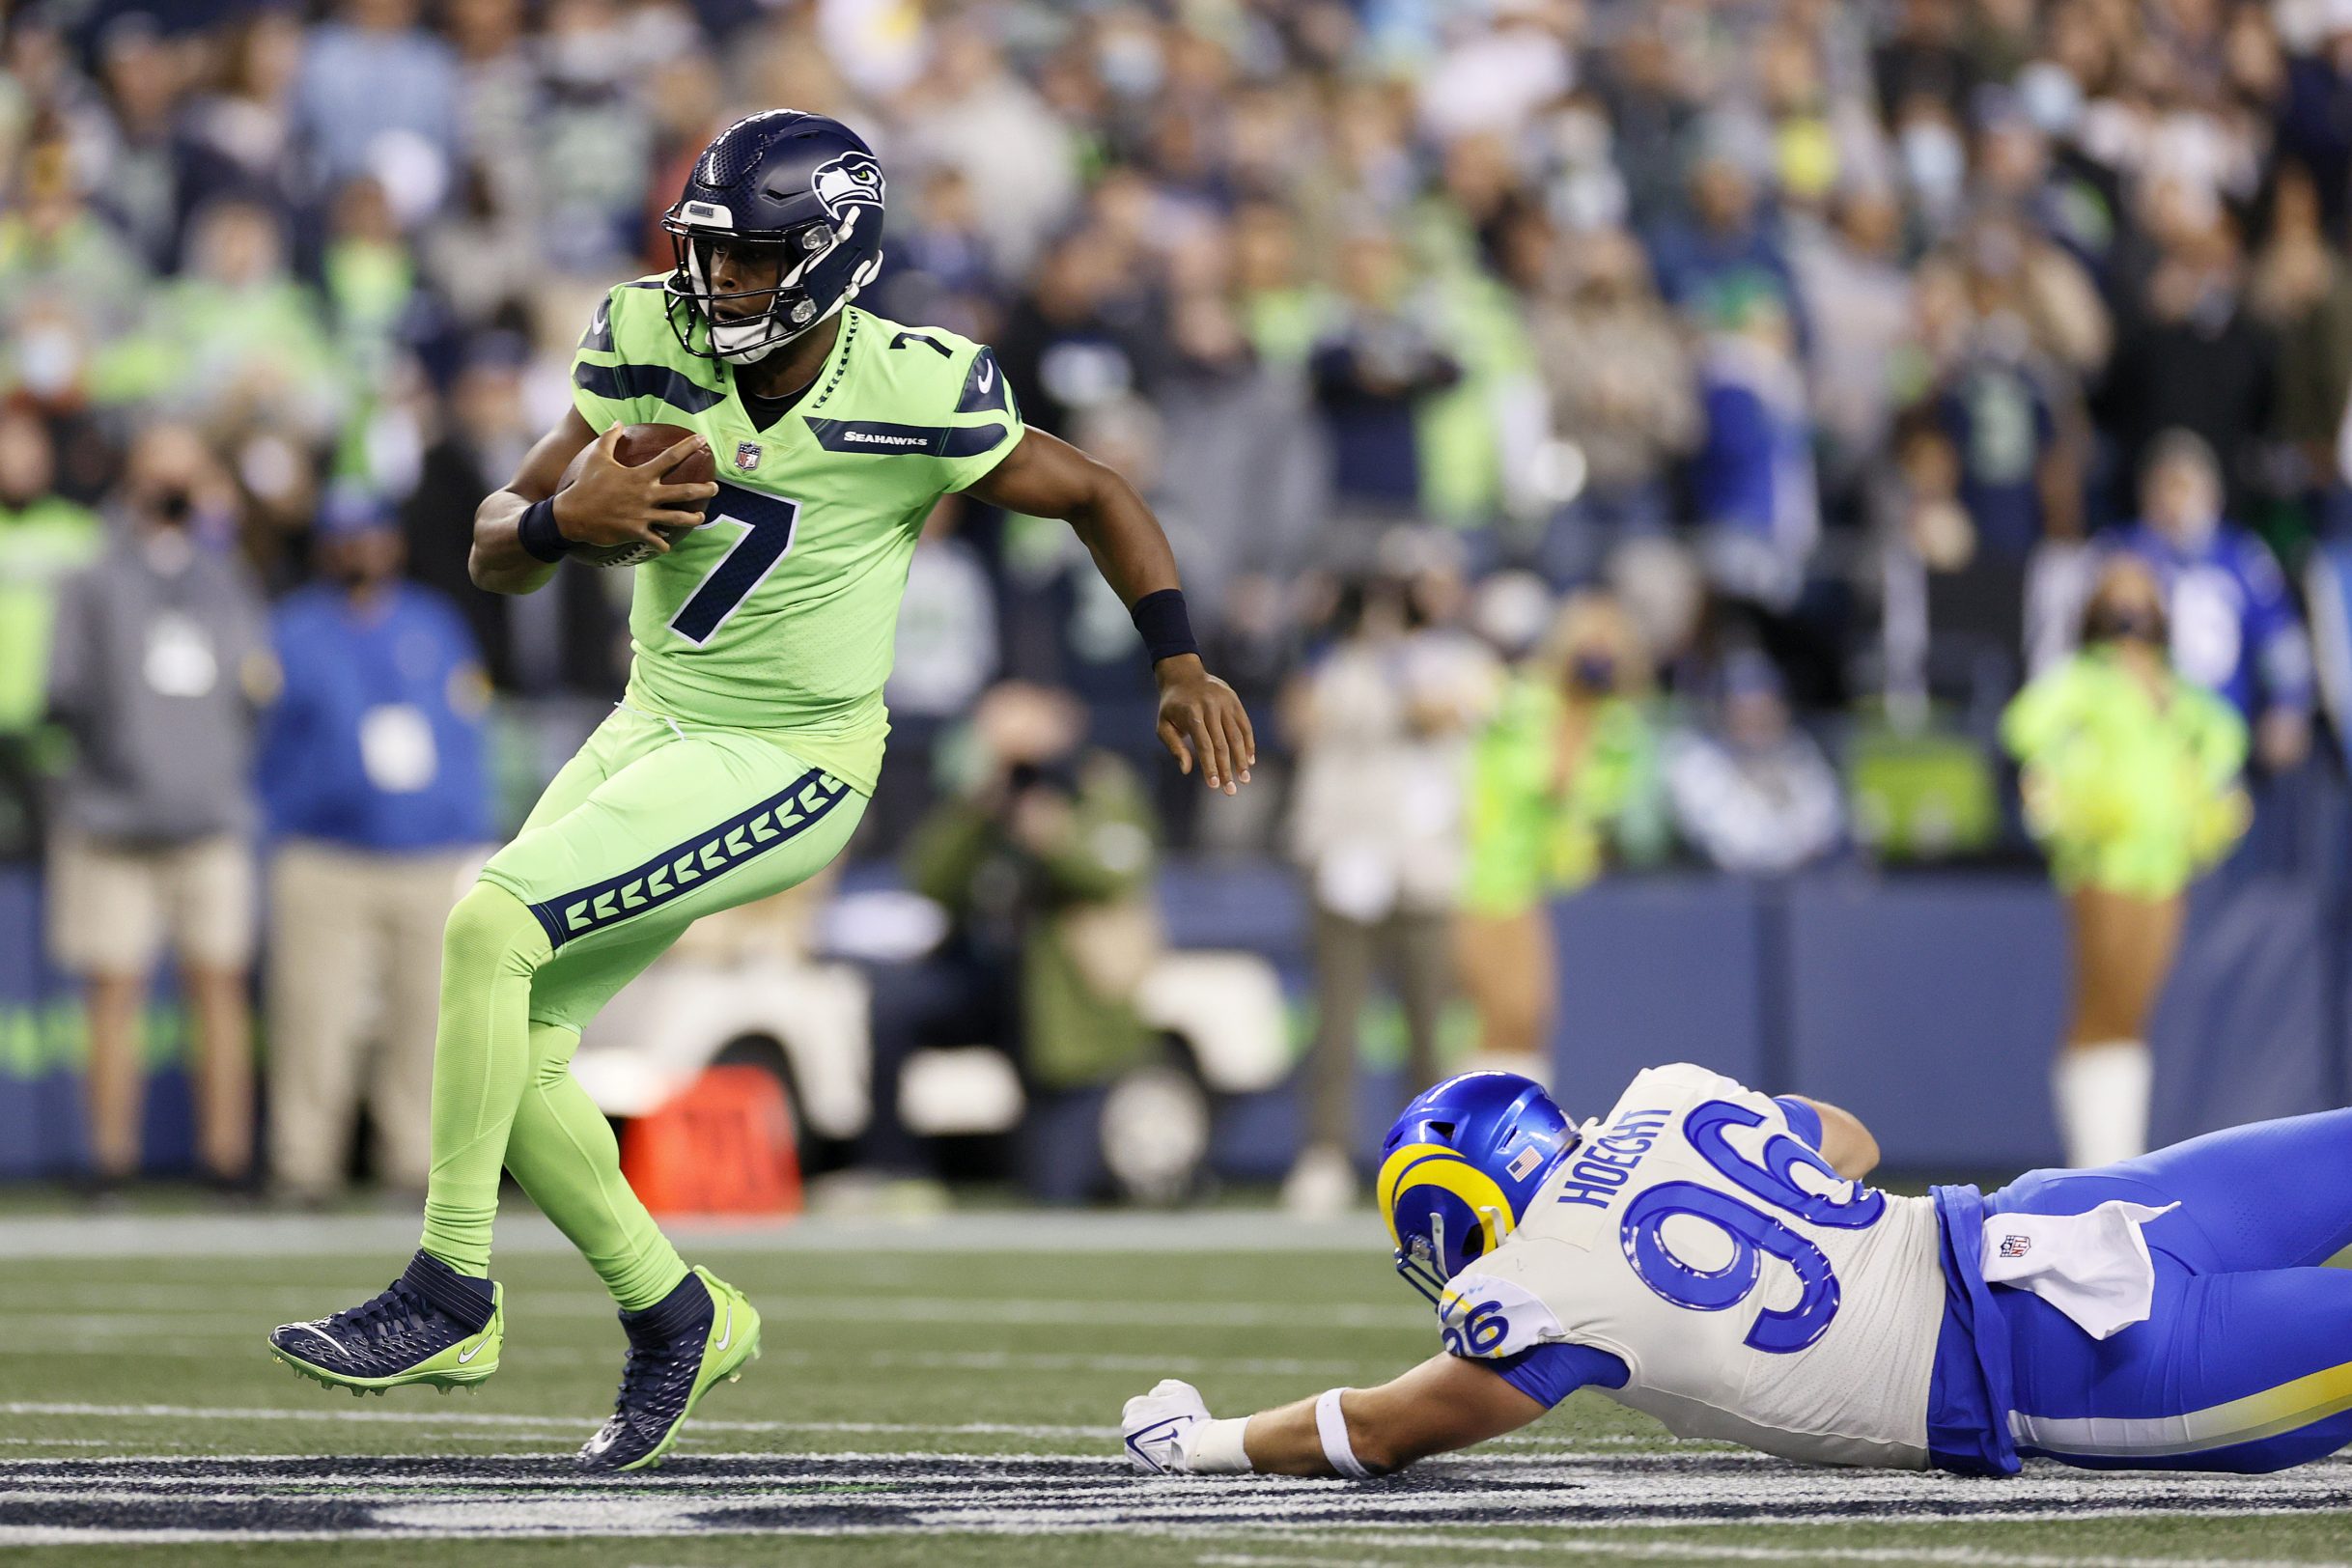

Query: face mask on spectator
left=2088, top=606, right=2163, bottom=645
left=149, top=487, right=195, bottom=527
left=1570, top=653, right=1617, bottom=692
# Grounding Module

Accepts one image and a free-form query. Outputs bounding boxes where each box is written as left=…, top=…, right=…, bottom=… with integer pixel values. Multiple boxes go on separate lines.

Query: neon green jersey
left=569, top=279, right=1025, bottom=792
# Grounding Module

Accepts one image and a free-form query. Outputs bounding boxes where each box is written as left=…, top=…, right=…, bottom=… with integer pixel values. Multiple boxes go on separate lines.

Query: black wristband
left=1131, top=587, right=1199, bottom=665
left=518, top=495, right=576, bottom=564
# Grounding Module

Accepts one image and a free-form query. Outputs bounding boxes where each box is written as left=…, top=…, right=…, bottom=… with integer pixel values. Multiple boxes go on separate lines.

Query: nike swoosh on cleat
left=714, top=1301, right=733, bottom=1353
left=456, top=1338, right=487, bottom=1364
left=283, top=1324, right=344, bottom=1356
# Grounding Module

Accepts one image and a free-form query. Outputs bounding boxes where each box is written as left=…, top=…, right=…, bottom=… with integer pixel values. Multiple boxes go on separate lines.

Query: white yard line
left=1197, top=1546, right=2338, bottom=1568
left=0, top=1401, right=1118, bottom=1439
left=0, top=1209, right=1389, bottom=1261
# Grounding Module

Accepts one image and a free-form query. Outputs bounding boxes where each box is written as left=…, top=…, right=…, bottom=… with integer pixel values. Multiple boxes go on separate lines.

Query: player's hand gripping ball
left=554, top=423, right=720, bottom=567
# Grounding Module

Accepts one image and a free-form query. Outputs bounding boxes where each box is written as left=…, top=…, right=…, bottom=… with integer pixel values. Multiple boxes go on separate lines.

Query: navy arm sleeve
left=1774, top=1095, right=1824, bottom=1150
left=1488, top=1342, right=1631, bottom=1410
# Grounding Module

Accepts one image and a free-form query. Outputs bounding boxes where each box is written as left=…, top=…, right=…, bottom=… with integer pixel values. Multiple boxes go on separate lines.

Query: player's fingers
left=1227, top=691, right=1258, bottom=768
left=652, top=479, right=720, bottom=503
left=1158, top=716, right=1192, bottom=774
left=625, top=523, right=673, bottom=554
left=655, top=433, right=710, bottom=473
left=1219, top=707, right=1253, bottom=785
left=1190, top=709, right=1232, bottom=793
left=646, top=508, right=706, bottom=530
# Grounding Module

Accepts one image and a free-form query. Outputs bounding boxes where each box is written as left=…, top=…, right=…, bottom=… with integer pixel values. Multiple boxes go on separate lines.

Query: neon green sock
left=419, top=883, right=552, bottom=1276
left=506, top=1021, right=689, bottom=1310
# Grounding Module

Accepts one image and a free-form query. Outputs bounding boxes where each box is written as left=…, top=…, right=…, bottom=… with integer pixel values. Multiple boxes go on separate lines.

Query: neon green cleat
left=266, top=1251, right=503, bottom=1394
left=576, top=1265, right=762, bottom=1471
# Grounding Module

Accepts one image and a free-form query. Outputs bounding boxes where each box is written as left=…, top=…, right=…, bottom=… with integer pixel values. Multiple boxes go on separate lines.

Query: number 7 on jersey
left=669, top=482, right=801, bottom=645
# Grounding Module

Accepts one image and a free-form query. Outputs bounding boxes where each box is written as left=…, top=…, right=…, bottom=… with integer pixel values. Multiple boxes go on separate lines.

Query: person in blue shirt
left=259, top=484, right=492, bottom=1203
left=2101, top=430, right=2313, bottom=772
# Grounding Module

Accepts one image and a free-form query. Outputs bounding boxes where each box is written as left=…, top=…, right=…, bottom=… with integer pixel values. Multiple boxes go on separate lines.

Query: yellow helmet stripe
left=1376, top=1141, right=1519, bottom=1255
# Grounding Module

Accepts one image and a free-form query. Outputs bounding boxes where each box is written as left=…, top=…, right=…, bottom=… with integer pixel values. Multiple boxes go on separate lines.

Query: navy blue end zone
left=528, top=769, right=852, bottom=949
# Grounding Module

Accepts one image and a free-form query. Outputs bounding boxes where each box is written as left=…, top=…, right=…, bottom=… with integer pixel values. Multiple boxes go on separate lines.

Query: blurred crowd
left=7, top=0, right=2352, bottom=1199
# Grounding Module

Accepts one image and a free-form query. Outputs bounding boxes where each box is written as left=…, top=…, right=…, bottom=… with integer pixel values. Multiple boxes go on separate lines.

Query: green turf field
left=1, top=1207, right=2348, bottom=1567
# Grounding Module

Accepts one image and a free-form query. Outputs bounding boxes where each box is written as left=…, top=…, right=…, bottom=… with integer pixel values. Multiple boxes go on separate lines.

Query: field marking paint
left=1197, top=1547, right=2333, bottom=1568
left=0, top=1296, right=1430, bottom=1332
left=0, top=1401, right=1115, bottom=1439
left=0, top=1209, right=1390, bottom=1262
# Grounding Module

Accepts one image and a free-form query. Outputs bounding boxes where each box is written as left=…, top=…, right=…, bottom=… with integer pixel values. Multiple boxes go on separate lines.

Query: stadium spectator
left=1456, top=591, right=1663, bottom=1075
left=44, top=423, right=273, bottom=1190
left=1308, top=228, right=1463, bottom=556
left=1664, top=649, right=1843, bottom=877
left=2003, top=556, right=2249, bottom=1167
left=0, top=411, right=101, bottom=863
left=257, top=486, right=491, bottom=1204
left=1283, top=568, right=1499, bottom=1217
left=1526, top=224, right=1697, bottom=587
left=869, top=685, right=1160, bottom=1201
left=1690, top=287, right=1820, bottom=617
left=0, top=411, right=101, bottom=739
left=293, top=0, right=462, bottom=222
left=2101, top=432, right=2314, bottom=772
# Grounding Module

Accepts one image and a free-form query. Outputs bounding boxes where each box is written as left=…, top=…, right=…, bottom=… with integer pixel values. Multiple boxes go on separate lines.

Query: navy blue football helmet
left=661, top=110, right=886, bottom=364
left=1379, top=1073, right=1579, bottom=1305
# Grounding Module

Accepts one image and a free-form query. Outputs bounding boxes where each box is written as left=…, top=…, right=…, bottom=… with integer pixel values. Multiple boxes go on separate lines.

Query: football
left=556, top=421, right=719, bottom=567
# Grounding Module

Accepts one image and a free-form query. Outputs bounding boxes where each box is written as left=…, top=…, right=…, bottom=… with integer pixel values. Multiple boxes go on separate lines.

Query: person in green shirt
left=0, top=409, right=101, bottom=738
left=1456, top=591, right=1664, bottom=1071
left=2002, top=556, right=2248, bottom=1173
left=266, top=112, right=1255, bottom=1470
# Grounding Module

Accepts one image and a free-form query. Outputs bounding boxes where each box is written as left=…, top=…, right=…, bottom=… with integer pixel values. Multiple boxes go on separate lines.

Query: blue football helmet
left=661, top=110, right=886, bottom=364
left=1379, top=1073, right=1579, bottom=1305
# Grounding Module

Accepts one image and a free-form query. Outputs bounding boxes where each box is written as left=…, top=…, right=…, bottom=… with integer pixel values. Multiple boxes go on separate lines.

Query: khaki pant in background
left=266, top=840, right=479, bottom=1196
left=48, top=829, right=256, bottom=975
left=1305, top=906, right=1451, bottom=1153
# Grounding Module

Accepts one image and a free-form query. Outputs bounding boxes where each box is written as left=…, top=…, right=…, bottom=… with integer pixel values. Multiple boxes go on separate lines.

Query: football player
left=266, top=111, right=1253, bottom=1470
left=1123, top=1066, right=2352, bottom=1479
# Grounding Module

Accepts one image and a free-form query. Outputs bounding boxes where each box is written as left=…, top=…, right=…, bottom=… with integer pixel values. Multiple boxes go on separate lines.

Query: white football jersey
left=1437, top=1063, right=1946, bottom=1468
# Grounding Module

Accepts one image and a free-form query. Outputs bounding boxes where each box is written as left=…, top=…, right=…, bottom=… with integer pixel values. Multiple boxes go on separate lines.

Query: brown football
left=556, top=422, right=719, bottom=567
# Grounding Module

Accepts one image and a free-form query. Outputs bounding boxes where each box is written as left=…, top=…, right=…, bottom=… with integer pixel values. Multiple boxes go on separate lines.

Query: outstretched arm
left=965, top=428, right=1256, bottom=795
left=1125, top=1356, right=1545, bottom=1479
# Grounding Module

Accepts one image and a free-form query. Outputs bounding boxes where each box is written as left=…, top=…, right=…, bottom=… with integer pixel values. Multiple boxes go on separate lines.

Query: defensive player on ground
left=266, top=110, right=1253, bottom=1470
left=1123, top=1066, right=2352, bottom=1480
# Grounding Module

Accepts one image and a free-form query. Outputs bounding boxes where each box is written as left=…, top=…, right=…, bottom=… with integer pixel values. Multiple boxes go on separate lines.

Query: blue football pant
left=1984, top=1107, right=2352, bottom=1472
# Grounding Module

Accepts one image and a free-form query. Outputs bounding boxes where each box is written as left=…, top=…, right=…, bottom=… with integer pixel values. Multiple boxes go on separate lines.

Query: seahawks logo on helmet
left=812, top=154, right=885, bottom=224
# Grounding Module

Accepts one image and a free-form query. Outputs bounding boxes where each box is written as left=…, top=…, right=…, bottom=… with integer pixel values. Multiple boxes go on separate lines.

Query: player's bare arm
left=965, top=427, right=1257, bottom=794
left=467, top=409, right=718, bottom=594
left=1126, top=1354, right=1543, bottom=1479
left=1786, top=1096, right=1879, bottom=1180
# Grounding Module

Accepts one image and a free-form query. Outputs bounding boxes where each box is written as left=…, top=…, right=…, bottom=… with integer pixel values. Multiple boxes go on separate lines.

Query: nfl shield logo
left=734, top=440, right=763, bottom=473
left=1999, top=1234, right=2031, bottom=1259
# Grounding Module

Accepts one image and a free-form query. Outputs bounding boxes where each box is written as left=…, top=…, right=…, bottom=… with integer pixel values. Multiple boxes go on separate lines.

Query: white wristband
left=1315, top=1387, right=1371, bottom=1479
left=1180, top=1415, right=1253, bottom=1474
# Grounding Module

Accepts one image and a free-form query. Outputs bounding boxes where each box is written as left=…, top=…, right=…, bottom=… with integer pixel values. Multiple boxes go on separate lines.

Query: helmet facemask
left=662, top=210, right=876, bottom=365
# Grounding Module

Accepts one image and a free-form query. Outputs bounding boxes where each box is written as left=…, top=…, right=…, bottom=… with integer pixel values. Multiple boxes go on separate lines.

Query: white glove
left=1122, top=1378, right=1212, bottom=1473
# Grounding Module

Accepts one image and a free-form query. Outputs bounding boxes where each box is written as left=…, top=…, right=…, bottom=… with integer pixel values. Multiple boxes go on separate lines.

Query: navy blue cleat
left=576, top=1265, right=761, bottom=1471
left=267, top=1250, right=502, bottom=1395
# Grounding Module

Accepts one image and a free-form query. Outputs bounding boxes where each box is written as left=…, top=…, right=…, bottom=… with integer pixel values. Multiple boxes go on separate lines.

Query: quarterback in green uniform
left=266, top=111, right=1254, bottom=1471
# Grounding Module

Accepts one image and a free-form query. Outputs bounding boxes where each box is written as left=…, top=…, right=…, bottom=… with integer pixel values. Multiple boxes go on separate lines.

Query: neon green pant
left=420, top=705, right=866, bottom=1306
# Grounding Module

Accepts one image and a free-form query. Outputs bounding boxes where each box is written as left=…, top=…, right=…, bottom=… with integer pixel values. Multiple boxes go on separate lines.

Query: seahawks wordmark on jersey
left=1438, top=1063, right=1947, bottom=1468
left=571, top=280, right=1024, bottom=794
